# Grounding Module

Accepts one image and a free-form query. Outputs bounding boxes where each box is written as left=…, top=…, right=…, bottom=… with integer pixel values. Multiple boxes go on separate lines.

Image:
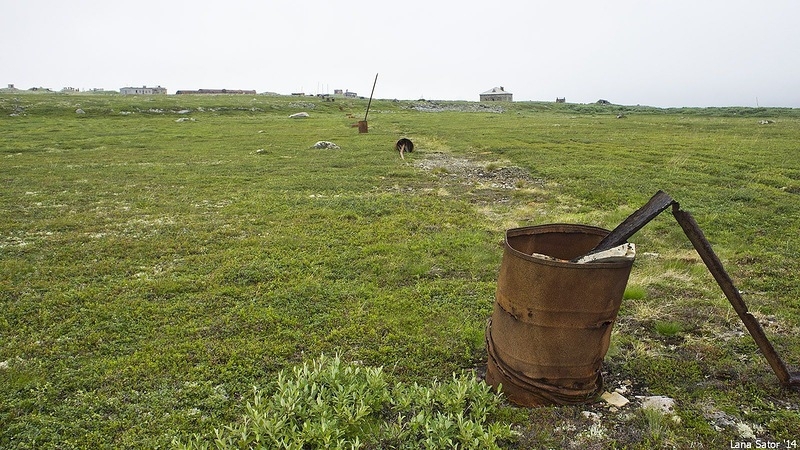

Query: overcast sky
left=2, top=0, right=799, bottom=107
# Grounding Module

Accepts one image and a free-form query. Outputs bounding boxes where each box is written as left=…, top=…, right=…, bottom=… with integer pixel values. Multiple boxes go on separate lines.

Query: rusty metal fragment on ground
left=671, top=203, right=800, bottom=389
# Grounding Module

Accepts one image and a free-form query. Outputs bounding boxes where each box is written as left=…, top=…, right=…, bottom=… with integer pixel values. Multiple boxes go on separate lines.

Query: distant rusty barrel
left=357, top=120, right=368, bottom=133
left=485, top=224, right=633, bottom=406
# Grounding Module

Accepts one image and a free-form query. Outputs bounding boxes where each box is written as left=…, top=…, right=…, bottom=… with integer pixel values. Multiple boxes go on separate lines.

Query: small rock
left=312, top=141, right=340, bottom=149
left=255, top=149, right=267, bottom=154
left=289, top=112, right=310, bottom=119
left=736, top=422, right=755, bottom=439
left=641, top=395, right=675, bottom=414
left=75, top=108, right=85, bottom=114
left=601, top=391, right=630, bottom=408
left=175, top=117, right=196, bottom=122
left=582, top=411, right=600, bottom=421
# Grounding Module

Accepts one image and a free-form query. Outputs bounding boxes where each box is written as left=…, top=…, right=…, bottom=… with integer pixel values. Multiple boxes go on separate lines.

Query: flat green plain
left=1, top=93, right=799, bottom=448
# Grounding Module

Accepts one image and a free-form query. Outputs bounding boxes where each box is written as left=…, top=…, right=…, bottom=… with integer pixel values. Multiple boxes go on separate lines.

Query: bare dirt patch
left=412, top=152, right=552, bottom=230
left=413, top=152, right=540, bottom=190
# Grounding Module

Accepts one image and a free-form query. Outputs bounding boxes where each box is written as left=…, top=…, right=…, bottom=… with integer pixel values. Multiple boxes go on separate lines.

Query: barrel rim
left=505, top=223, right=634, bottom=268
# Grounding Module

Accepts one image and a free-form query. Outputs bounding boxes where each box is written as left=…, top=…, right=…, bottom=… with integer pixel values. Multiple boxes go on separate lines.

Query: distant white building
left=480, top=86, right=512, bottom=102
left=332, top=89, right=358, bottom=98
left=120, top=85, right=167, bottom=95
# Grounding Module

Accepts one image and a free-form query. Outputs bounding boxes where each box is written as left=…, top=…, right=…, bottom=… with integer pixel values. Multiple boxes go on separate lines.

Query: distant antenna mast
left=364, top=73, right=379, bottom=122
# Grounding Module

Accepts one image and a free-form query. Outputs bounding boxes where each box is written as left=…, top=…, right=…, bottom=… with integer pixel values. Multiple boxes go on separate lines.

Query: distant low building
left=480, top=86, right=512, bottom=102
left=120, top=85, right=167, bottom=95
left=175, top=89, right=256, bottom=95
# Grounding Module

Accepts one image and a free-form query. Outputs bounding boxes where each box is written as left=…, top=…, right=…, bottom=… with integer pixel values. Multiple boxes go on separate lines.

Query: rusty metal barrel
left=485, top=224, right=634, bottom=406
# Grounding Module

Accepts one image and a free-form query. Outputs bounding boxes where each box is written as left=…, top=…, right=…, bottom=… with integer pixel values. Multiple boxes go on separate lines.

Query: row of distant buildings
left=120, top=85, right=167, bottom=95
left=121, top=86, right=261, bottom=95
left=6, top=83, right=528, bottom=102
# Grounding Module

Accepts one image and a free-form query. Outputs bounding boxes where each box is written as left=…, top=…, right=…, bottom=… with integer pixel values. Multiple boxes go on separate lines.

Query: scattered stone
left=736, top=422, right=755, bottom=439
left=255, top=149, right=267, bottom=154
left=614, top=380, right=631, bottom=395
left=289, top=112, right=310, bottom=119
left=176, top=109, right=191, bottom=114
left=175, top=117, right=196, bottom=122
left=707, top=410, right=737, bottom=431
left=0, top=356, right=22, bottom=369
left=288, top=102, right=316, bottom=110
left=759, top=120, right=775, bottom=124
left=601, top=391, right=630, bottom=408
left=312, top=141, right=340, bottom=149
left=408, top=101, right=504, bottom=114
left=641, top=395, right=675, bottom=414
left=582, top=411, right=601, bottom=421
left=75, top=108, right=85, bottom=114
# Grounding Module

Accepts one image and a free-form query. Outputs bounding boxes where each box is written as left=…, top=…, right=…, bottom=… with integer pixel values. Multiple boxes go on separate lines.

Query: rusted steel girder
left=671, top=203, right=800, bottom=389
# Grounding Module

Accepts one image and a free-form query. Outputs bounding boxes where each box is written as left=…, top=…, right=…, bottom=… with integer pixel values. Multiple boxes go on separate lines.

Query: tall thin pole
left=364, top=73, right=378, bottom=122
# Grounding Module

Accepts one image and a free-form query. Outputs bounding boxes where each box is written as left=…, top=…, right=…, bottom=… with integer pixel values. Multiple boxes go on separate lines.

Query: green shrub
left=174, top=354, right=516, bottom=449
left=623, top=285, right=647, bottom=300
left=654, top=321, right=683, bottom=337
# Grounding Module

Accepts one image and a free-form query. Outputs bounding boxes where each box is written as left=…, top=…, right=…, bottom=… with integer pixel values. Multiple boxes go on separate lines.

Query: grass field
left=1, top=93, right=799, bottom=448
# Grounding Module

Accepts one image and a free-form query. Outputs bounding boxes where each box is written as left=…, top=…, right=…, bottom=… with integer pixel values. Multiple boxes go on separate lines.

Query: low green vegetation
left=654, top=321, right=683, bottom=337
left=175, top=354, right=515, bottom=449
left=623, top=285, right=647, bottom=300
left=1, top=93, right=799, bottom=448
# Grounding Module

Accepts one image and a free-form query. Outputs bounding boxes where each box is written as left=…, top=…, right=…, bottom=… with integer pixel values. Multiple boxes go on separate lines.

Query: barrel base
left=485, top=319, right=604, bottom=407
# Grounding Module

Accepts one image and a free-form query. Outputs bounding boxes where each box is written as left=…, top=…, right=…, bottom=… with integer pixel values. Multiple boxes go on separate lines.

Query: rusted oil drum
left=395, top=138, right=414, bottom=153
left=485, top=224, right=634, bottom=406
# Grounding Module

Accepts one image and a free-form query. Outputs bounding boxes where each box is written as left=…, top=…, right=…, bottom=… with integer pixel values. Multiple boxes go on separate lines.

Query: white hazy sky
left=2, top=0, right=799, bottom=108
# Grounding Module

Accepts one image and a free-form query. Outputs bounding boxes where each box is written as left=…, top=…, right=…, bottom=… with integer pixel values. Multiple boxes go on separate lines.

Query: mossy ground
left=1, top=93, right=798, bottom=448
